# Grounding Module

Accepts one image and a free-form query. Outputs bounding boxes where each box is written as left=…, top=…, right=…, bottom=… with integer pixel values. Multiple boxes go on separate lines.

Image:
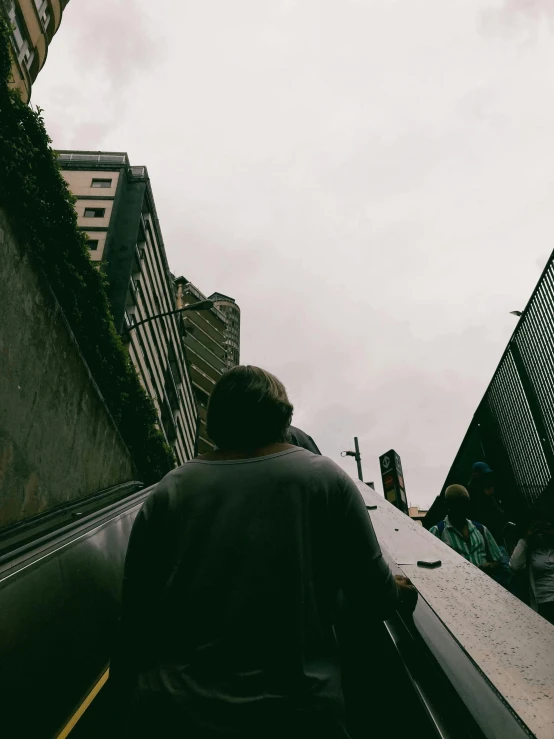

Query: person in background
left=430, top=485, right=503, bottom=576
left=467, top=462, right=509, bottom=547
left=288, top=425, right=321, bottom=455
left=467, top=462, right=512, bottom=588
left=110, top=365, right=416, bottom=739
left=510, top=518, right=554, bottom=626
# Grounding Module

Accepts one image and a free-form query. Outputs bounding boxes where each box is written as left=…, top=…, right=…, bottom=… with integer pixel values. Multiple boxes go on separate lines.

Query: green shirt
left=429, top=516, right=502, bottom=567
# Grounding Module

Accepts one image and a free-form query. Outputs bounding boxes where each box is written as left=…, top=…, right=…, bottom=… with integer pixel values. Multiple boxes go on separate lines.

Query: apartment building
left=58, top=150, right=197, bottom=464
left=408, top=506, right=428, bottom=526
left=3, top=0, right=70, bottom=103
left=175, top=278, right=229, bottom=453
left=209, top=292, right=241, bottom=368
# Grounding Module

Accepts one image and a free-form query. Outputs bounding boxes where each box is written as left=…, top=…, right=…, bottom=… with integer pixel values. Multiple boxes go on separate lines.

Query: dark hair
left=527, top=518, right=554, bottom=550
left=206, top=365, right=294, bottom=450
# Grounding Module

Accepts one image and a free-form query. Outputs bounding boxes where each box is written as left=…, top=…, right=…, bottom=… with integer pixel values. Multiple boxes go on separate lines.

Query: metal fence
left=426, top=251, right=554, bottom=527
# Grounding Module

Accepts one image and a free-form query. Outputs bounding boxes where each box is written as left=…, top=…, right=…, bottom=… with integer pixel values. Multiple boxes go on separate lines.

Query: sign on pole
left=379, top=449, right=409, bottom=515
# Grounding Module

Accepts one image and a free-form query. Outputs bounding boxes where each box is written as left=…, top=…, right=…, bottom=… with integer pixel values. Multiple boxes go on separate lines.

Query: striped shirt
left=429, top=516, right=502, bottom=567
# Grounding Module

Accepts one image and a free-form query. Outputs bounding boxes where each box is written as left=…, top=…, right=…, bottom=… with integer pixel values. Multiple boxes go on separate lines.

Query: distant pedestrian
left=288, top=425, right=321, bottom=455
left=467, top=462, right=509, bottom=546
left=467, top=463, right=513, bottom=588
left=430, top=485, right=504, bottom=577
left=510, top=518, right=554, bottom=625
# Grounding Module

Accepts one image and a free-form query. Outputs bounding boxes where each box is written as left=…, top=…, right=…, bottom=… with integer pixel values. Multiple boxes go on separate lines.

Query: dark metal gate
left=426, top=251, right=554, bottom=528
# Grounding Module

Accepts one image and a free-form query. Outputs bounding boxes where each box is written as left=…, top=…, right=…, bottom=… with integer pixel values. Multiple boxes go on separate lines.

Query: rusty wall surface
left=0, top=208, right=136, bottom=528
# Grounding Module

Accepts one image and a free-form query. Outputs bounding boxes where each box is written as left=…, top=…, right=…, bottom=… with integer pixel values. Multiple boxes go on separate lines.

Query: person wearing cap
left=430, top=485, right=503, bottom=574
left=467, top=462, right=508, bottom=545
left=467, top=462, right=514, bottom=590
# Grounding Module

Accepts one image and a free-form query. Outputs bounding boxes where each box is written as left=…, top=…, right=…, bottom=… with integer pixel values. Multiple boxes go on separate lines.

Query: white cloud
left=33, top=0, right=554, bottom=506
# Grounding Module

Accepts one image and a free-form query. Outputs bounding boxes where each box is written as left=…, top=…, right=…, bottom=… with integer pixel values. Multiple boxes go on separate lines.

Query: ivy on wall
left=0, top=18, right=175, bottom=485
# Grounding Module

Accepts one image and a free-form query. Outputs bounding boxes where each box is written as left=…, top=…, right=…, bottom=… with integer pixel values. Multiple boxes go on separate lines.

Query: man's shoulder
left=468, top=519, right=486, bottom=534
left=286, top=448, right=349, bottom=480
left=266, top=449, right=360, bottom=501
left=429, top=520, right=446, bottom=537
left=155, top=450, right=348, bottom=484
left=146, top=462, right=199, bottom=503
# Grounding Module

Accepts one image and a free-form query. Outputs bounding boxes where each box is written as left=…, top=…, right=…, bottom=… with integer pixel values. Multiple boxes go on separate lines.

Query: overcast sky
left=33, top=0, right=554, bottom=508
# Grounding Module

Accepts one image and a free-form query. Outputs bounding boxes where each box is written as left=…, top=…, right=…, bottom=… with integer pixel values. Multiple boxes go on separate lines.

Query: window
left=34, top=0, right=51, bottom=29
left=10, top=7, right=26, bottom=52
left=84, top=208, right=105, bottom=218
left=91, top=178, right=112, bottom=188
left=23, top=48, right=34, bottom=70
left=86, top=239, right=99, bottom=251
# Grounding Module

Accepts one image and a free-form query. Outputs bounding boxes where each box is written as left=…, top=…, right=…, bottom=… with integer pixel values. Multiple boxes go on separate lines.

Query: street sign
left=379, top=449, right=409, bottom=515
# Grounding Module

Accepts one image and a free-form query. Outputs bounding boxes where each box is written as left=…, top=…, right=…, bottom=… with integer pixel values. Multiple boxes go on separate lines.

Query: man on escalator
left=110, top=366, right=417, bottom=739
left=430, top=485, right=505, bottom=578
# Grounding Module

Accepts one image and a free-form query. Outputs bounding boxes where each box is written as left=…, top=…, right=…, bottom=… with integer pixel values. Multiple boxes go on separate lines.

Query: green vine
left=0, top=17, right=175, bottom=484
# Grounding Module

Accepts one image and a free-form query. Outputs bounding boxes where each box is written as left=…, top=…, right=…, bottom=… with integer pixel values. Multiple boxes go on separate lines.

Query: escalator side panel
left=0, top=501, right=142, bottom=738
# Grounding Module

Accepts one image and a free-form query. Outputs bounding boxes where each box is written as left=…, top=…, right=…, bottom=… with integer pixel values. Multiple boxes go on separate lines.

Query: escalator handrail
left=0, top=483, right=155, bottom=576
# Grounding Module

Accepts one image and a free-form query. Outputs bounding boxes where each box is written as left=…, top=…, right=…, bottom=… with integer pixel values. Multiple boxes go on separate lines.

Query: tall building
left=3, top=1, right=70, bottom=103
left=58, top=150, right=197, bottom=464
left=209, top=292, right=241, bottom=368
left=175, top=278, right=228, bottom=453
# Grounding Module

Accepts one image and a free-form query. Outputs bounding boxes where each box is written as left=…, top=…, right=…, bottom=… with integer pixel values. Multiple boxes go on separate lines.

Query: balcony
left=160, top=399, right=177, bottom=444
left=185, top=333, right=226, bottom=372
left=123, top=311, right=135, bottom=331
left=132, top=242, right=145, bottom=273
left=57, top=152, right=127, bottom=165
left=128, top=166, right=146, bottom=179
left=129, top=277, right=140, bottom=305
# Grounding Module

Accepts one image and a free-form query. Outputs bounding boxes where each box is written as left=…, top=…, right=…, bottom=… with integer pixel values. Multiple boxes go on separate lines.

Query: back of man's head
left=445, top=484, right=470, bottom=501
left=207, top=365, right=293, bottom=450
left=445, top=485, right=470, bottom=518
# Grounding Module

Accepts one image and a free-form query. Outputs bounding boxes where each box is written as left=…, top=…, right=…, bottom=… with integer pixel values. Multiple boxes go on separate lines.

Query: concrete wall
left=0, top=208, right=136, bottom=528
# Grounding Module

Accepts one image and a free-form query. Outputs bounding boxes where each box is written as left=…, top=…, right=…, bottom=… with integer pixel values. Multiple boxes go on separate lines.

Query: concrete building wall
left=408, top=506, right=428, bottom=526
left=63, top=169, right=120, bottom=198
left=0, top=207, right=136, bottom=528
left=83, top=233, right=107, bottom=262
left=76, top=199, right=114, bottom=230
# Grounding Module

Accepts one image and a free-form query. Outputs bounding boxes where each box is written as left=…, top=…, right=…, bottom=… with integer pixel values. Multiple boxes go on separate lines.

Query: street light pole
left=125, top=299, right=214, bottom=333
left=354, top=436, right=363, bottom=482
left=341, top=436, right=364, bottom=482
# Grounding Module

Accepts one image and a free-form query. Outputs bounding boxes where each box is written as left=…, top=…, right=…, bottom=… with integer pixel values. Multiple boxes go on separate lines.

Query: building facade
left=209, top=292, right=241, bottom=368
left=58, top=150, right=197, bottom=465
left=3, top=0, right=70, bottom=103
left=408, top=506, right=428, bottom=526
left=175, top=278, right=228, bottom=453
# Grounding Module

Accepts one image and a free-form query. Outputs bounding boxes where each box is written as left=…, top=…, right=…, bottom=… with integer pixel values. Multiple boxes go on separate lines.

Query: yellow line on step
left=56, top=667, right=110, bottom=739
